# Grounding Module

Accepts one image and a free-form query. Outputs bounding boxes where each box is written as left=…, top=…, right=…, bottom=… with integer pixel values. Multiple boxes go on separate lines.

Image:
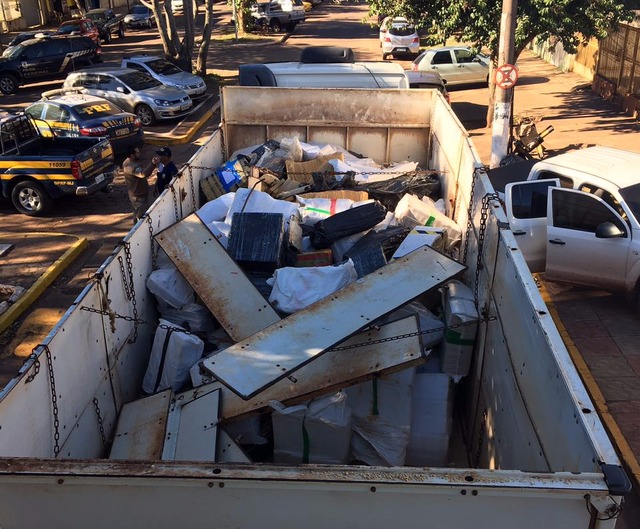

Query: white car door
left=545, top=187, right=630, bottom=291
left=452, top=48, right=487, bottom=84
left=425, top=50, right=461, bottom=84
left=505, top=179, right=560, bottom=272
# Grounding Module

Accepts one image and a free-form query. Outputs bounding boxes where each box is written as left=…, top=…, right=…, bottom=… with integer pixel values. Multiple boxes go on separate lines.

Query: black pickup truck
left=85, top=8, right=125, bottom=43
left=0, top=114, right=115, bottom=215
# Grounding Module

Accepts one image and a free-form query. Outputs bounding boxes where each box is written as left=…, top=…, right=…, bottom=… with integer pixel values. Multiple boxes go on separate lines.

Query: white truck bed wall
left=0, top=88, right=624, bottom=528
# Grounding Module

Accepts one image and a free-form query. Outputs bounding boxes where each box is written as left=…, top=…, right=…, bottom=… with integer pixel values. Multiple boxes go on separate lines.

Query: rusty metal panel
left=155, top=213, right=280, bottom=342
left=217, top=315, right=425, bottom=420
left=203, top=246, right=465, bottom=399
left=109, top=390, right=172, bottom=460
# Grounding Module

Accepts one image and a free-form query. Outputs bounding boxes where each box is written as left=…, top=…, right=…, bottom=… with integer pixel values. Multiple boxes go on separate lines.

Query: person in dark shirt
left=154, top=147, right=178, bottom=195
left=122, top=146, right=156, bottom=224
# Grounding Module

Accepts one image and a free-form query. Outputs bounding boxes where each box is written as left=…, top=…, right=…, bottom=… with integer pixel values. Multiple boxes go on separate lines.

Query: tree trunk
left=196, top=0, right=214, bottom=75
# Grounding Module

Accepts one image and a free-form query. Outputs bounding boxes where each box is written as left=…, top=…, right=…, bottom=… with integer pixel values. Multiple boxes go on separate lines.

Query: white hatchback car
left=411, top=45, right=490, bottom=86
left=379, top=16, right=419, bottom=60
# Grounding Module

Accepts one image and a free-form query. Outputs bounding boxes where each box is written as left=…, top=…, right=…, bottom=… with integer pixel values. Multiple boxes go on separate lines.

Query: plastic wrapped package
left=351, top=171, right=441, bottom=211
left=296, top=196, right=354, bottom=225
left=311, top=201, right=387, bottom=249
left=224, top=188, right=300, bottom=228
left=345, top=226, right=411, bottom=261
left=328, top=158, right=419, bottom=183
left=394, top=194, right=462, bottom=253
left=216, top=159, right=245, bottom=191
left=330, top=230, right=369, bottom=263
left=270, top=392, right=352, bottom=464
left=379, top=301, right=445, bottom=351
left=227, top=213, right=285, bottom=272
left=146, top=267, right=194, bottom=309
left=440, top=280, right=479, bottom=381
left=267, top=259, right=358, bottom=314
left=156, top=299, right=218, bottom=335
left=142, top=319, right=205, bottom=394
left=196, top=192, right=236, bottom=224
left=345, top=369, right=415, bottom=467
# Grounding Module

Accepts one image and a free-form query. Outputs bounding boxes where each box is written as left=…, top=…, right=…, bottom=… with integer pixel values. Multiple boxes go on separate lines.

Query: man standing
left=155, top=147, right=179, bottom=195
left=122, top=146, right=157, bottom=224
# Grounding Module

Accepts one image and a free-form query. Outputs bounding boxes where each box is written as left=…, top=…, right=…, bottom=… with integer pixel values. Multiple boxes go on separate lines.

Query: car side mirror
left=116, top=86, right=129, bottom=94
left=596, top=221, right=625, bottom=239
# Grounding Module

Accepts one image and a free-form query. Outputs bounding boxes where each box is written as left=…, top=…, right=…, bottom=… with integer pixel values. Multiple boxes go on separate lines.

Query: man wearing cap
left=155, top=147, right=179, bottom=195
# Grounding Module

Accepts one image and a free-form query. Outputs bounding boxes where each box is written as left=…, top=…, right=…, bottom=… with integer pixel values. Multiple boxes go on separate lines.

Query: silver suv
left=63, top=67, right=192, bottom=126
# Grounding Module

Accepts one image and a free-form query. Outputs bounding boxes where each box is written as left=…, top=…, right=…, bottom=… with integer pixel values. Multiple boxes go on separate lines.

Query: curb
left=0, top=236, right=88, bottom=335
left=539, top=280, right=640, bottom=492
left=144, top=100, right=220, bottom=146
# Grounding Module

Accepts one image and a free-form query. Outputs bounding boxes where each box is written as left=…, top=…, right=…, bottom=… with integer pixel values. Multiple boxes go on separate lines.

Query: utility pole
left=489, top=0, right=518, bottom=168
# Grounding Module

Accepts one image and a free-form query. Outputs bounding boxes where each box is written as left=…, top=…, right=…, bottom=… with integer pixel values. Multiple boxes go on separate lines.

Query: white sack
left=330, top=230, right=369, bottom=263
left=296, top=196, right=354, bottom=225
left=196, top=192, right=235, bottom=224
left=224, top=188, right=300, bottom=226
left=394, top=193, right=462, bottom=252
left=268, top=260, right=358, bottom=313
left=157, top=299, right=218, bottom=334
left=328, top=158, right=419, bottom=183
left=146, top=267, right=194, bottom=309
left=142, top=319, right=204, bottom=394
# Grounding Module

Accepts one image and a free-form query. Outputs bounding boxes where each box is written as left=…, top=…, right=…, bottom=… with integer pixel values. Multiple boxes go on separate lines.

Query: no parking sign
left=495, top=63, right=518, bottom=89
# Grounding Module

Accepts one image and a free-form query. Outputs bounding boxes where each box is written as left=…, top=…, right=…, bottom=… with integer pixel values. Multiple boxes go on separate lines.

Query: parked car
left=0, top=36, right=101, bottom=95
left=56, top=18, right=100, bottom=45
left=379, top=16, right=419, bottom=59
left=123, top=4, right=156, bottom=29
left=411, top=46, right=490, bottom=86
left=250, top=0, right=305, bottom=33
left=121, top=55, right=206, bottom=98
left=2, top=31, right=54, bottom=57
left=63, top=68, right=192, bottom=126
left=84, top=8, right=125, bottom=43
left=25, top=92, right=143, bottom=153
left=405, top=70, right=449, bottom=102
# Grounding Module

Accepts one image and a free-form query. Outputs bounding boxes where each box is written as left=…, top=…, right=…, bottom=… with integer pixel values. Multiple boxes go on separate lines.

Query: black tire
left=284, top=22, right=296, bottom=32
left=118, top=24, right=125, bottom=38
left=135, top=103, right=156, bottom=126
left=103, top=31, right=111, bottom=44
left=11, top=180, right=52, bottom=216
left=270, top=19, right=282, bottom=33
left=382, top=53, right=388, bottom=60
left=0, top=73, right=18, bottom=95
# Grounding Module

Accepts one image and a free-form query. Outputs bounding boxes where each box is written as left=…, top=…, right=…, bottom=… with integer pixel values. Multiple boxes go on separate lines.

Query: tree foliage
left=369, top=0, right=636, bottom=62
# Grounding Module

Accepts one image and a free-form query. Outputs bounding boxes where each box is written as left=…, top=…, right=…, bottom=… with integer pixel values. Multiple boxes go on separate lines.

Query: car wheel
left=11, top=180, right=52, bottom=216
left=284, top=22, right=296, bottom=32
left=118, top=24, right=125, bottom=38
left=135, top=104, right=156, bottom=126
left=104, top=31, right=111, bottom=43
left=0, top=74, right=18, bottom=95
left=270, top=19, right=282, bottom=33
left=382, top=53, right=388, bottom=60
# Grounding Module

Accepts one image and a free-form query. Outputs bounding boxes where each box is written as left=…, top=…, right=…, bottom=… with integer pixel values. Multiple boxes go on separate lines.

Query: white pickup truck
left=499, top=147, right=640, bottom=303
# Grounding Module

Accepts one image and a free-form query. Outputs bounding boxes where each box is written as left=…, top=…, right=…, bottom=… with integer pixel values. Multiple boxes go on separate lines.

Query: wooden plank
left=162, top=388, right=221, bottom=462
left=203, top=246, right=465, bottom=399
left=155, top=213, right=280, bottom=342
left=109, top=390, right=172, bottom=460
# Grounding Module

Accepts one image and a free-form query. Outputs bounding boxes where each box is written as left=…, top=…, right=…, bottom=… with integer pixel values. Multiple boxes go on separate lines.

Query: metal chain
left=80, top=306, right=196, bottom=336
left=146, top=215, right=158, bottom=270
left=188, top=165, right=197, bottom=213
left=117, top=255, right=132, bottom=301
left=44, top=345, right=61, bottom=457
left=24, top=350, right=41, bottom=383
left=170, top=184, right=179, bottom=223
left=462, top=167, right=481, bottom=267
left=474, top=192, right=500, bottom=307
left=92, top=397, right=107, bottom=450
left=474, top=408, right=488, bottom=468
left=122, top=242, right=139, bottom=343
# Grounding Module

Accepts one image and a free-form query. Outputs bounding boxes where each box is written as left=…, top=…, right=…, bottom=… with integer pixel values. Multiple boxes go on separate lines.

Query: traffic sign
left=495, top=63, right=518, bottom=89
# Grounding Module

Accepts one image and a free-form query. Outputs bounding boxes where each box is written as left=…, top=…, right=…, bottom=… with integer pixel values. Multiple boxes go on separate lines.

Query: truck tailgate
left=76, top=138, right=114, bottom=179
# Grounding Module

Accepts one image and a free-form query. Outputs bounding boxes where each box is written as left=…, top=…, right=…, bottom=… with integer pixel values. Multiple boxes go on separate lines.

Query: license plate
left=180, top=103, right=190, bottom=111
left=95, top=174, right=105, bottom=184
left=115, top=128, right=129, bottom=137
left=397, top=47, right=408, bottom=52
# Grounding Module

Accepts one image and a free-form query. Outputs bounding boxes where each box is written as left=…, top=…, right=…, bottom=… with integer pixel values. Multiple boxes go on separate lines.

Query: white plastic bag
left=296, top=196, right=354, bottom=225
left=146, top=267, right=194, bottom=309
left=142, top=319, right=204, bottom=394
left=394, top=193, right=462, bottom=252
left=279, top=137, right=304, bottom=162
left=157, top=299, right=218, bottom=334
left=224, top=188, right=300, bottom=227
left=196, top=192, right=235, bottom=224
left=267, top=260, right=358, bottom=314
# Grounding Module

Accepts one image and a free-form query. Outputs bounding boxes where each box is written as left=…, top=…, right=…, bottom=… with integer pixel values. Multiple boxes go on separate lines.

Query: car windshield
left=4, top=44, right=25, bottom=59
left=130, top=5, right=149, bottom=14
left=72, top=101, right=120, bottom=119
left=618, top=183, right=640, bottom=223
left=118, top=71, right=161, bottom=90
left=58, top=23, right=80, bottom=34
left=145, top=59, right=182, bottom=76
left=389, top=25, right=415, bottom=37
